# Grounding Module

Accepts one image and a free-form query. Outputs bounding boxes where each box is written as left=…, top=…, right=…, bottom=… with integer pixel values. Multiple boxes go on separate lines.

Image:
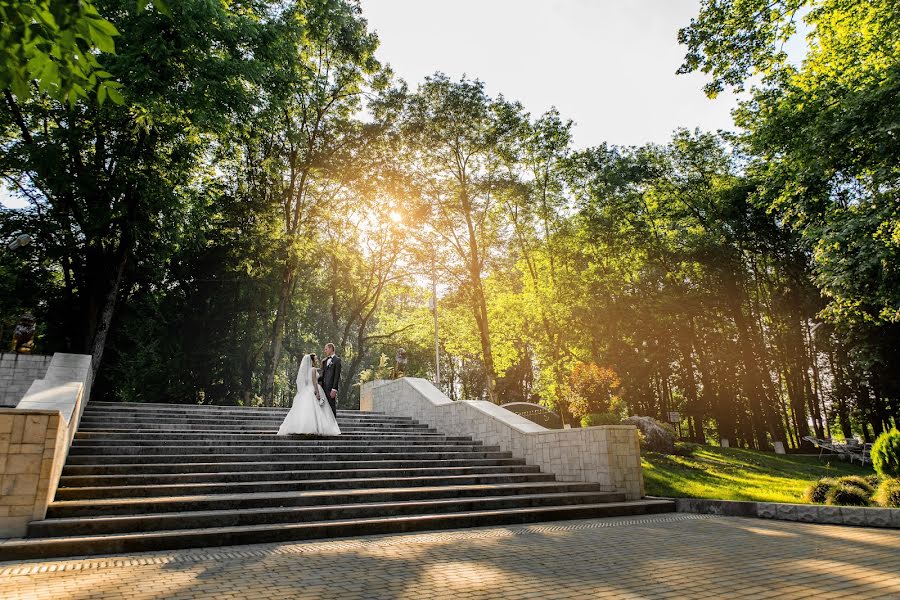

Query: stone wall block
left=363, top=378, right=645, bottom=500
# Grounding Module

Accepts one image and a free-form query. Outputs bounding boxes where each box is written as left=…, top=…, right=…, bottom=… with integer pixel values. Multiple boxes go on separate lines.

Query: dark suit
left=318, top=355, right=342, bottom=416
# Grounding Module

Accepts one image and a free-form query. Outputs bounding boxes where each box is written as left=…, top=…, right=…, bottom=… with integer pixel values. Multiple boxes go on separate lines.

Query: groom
left=318, top=343, right=342, bottom=416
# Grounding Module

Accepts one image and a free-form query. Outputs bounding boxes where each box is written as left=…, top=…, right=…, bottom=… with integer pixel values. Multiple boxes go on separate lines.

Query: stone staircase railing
left=0, top=353, right=92, bottom=537
left=360, top=378, right=645, bottom=500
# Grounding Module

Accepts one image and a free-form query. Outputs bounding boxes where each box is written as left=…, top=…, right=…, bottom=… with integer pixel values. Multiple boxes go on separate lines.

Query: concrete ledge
left=665, top=497, right=900, bottom=528
left=0, top=353, right=91, bottom=537
left=361, top=378, right=644, bottom=500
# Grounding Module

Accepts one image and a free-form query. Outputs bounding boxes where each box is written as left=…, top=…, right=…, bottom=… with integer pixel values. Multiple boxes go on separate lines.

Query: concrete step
left=86, top=401, right=370, bottom=416
left=73, top=431, right=472, bottom=442
left=0, top=500, right=675, bottom=560
left=68, top=443, right=498, bottom=456
left=37, top=489, right=624, bottom=535
left=65, top=450, right=514, bottom=466
left=75, top=423, right=437, bottom=433
left=78, top=415, right=426, bottom=427
left=62, top=458, right=530, bottom=476
left=71, top=436, right=480, bottom=447
left=74, top=428, right=448, bottom=437
left=80, top=408, right=404, bottom=420
left=58, top=464, right=544, bottom=488
left=5, top=400, right=656, bottom=562
left=54, top=472, right=560, bottom=500
left=45, top=482, right=614, bottom=519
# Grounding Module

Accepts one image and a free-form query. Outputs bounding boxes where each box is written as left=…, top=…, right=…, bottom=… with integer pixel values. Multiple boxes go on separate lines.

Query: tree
left=399, top=74, right=518, bottom=402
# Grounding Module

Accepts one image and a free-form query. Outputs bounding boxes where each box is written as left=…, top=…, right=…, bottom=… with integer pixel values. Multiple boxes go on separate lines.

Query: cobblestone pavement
left=2, top=514, right=900, bottom=599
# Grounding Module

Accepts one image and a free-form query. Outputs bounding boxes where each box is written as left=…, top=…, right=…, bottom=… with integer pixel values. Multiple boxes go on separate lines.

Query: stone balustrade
left=0, top=353, right=92, bottom=537
left=0, top=354, right=54, bottom=408
left=361, top=378, right=645, bottom=500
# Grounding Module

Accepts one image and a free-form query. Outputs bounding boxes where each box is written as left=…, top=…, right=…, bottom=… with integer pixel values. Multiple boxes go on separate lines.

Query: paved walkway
left=2, top=515, right=899, bottom=599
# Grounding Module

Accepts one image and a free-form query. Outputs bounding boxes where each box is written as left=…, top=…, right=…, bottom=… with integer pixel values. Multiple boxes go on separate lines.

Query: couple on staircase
left=277, top=343, right=343, bottom=437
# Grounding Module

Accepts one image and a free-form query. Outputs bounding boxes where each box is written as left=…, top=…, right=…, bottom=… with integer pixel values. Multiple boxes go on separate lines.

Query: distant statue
left=391, top=348, right=408, bottom=379
left=11, top=313, right=36, bottom=353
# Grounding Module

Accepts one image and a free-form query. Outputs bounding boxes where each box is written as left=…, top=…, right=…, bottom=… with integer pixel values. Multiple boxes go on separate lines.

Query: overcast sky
left=360, top=0, right=742, bottom=149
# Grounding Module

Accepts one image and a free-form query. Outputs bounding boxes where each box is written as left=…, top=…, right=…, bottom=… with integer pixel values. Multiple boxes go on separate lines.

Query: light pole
left=7, top=233, right=31, bottom=251
left=429, top=245, right=440, bottom=387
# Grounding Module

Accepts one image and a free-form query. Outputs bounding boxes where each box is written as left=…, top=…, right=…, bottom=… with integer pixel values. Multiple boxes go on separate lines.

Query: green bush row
left=802, top=474, right=900, bottom=508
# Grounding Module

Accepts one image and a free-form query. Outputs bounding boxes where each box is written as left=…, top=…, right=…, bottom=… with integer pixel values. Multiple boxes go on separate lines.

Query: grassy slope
left=642, top=444, right=874, bottom=504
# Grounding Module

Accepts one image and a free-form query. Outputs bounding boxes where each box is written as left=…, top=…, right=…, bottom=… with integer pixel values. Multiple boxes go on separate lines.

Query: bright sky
left=360, top=0, right=742, bottom=149
left=2, top=1, right=807, bottom=210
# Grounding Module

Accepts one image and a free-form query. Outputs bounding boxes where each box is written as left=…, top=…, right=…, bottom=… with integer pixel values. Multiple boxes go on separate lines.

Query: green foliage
left=580, top=412, right=622, bottom=427
left=566, top=363, right=620, bottom=419
left=643, top=445, right=873, bottom=503
left=873, top=478, right=900, bottom=508
left=802, top=478, right=837, bottom=504
left=825, top=483, right=870, bottom=507
left=871, top=429, right=900, bottom=478
left=0, top=0, right=134, bottom=105
left=357, top=354, right=391, bottom=386
left=834, top=475, right=875, bottom=495
left=678, top=0, right=808, bottom=97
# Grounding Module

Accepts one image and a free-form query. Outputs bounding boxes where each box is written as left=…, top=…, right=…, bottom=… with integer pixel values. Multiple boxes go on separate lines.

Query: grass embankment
left=643, top=443, right=874, bottom=504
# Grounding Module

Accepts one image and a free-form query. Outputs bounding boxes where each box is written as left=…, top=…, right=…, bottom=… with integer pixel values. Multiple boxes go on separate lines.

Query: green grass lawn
left=643, top=443, right=875, bottom=504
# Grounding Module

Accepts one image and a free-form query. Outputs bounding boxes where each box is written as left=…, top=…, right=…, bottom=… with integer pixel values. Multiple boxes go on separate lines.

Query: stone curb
left=653, top=496, right=900, bottom=528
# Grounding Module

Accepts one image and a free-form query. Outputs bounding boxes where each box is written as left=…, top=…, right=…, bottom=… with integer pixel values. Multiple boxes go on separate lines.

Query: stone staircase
left=0, top=401, right=673, bottom=560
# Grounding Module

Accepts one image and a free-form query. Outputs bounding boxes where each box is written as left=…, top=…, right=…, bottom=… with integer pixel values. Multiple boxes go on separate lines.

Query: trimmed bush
left=871, top=428, right=900, bottom=478
left=835, top=475, right=875, bottom=495
left=873, top=478, right=900, bottom=508
left=825, top=483, right=870, bottom=507
left=623, top=415, right=676, bottom=454
left=580, top=412, right=621, bottom=427
left=863, top=474, right=882, bottom=488
left=803, top=478, right=837, bottom=504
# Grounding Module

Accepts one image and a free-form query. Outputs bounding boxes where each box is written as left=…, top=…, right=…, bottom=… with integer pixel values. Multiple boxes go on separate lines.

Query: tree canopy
left=2, top=0, right=898, bottom=449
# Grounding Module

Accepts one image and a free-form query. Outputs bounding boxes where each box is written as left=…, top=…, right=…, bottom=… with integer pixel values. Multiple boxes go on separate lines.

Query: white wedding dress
left=277, top=354, right=341, bottom=436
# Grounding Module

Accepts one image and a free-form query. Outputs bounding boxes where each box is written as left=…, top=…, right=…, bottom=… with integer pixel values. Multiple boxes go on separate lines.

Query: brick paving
left=1, top=514, right=899, bottom=599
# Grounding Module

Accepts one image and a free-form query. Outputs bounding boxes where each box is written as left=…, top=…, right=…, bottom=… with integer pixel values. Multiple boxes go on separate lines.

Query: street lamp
left=7, top=233, right=31, bottom=250
left=429, top=245, right=440, bottom=388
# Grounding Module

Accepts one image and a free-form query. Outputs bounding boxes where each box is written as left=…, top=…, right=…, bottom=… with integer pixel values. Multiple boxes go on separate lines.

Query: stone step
left=0, top=501, right=675, bottom=560
left=71, top=436, right=480, bottom=447
left=73, top=431, right=471, bottom=442
left=86, top=401, right=369, bottom=416
left=74, top=428, right=447, bottom=436
left=68, top=443, right=498, bottom=456
left=75, top=424, right=436, bottom=433
left=58, top=464, right=544, bottom=488
left=65, top=450, right=514, bottom=466
left=81, top=407, right=401, bottom=419
left=62, top=457, right=529, bottom=476
left=78, top=415, right=422, bottom=426
left=39, top=488, right=622, bottom=533
left=46, top=482, right=612, bottom=519
left=69, top=439, right=500, bottom=456
left=54, top=472, right=559, bottom=500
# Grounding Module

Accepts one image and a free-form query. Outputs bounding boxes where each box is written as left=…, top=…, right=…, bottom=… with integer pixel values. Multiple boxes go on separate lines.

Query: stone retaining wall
left=0, top=353, right=92, bottom=537
left=669, top=497, right=900, bottom=528
left=361, top=378, right=644, bottom=500
left=0, top=354, right=53, bottom=408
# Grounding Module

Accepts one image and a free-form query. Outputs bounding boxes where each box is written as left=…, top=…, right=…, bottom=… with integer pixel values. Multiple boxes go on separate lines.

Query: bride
left=277, top=353, right=341, bottom=436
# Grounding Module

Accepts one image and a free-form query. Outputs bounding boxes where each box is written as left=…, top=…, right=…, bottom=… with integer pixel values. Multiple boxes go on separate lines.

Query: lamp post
left=7, top=233, right=31, bottom=251
left=429, top=246, right=440, bottom=387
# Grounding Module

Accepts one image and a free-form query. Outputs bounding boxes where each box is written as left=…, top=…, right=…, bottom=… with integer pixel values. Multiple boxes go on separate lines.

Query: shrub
left=825, top=483, right=870, bottom=507
left=623, top=415, right=676, bottom=454
left=835, top=475, right=875, bottom=495
left=873, top=478, right=900, bottom=508
left=864, top=474, right=882, bottom=488
left=580, top=412, right=621, bottom=427
left=871, top=429, right=900, bottom=478
left=803, top=478, right=837, bottom=504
